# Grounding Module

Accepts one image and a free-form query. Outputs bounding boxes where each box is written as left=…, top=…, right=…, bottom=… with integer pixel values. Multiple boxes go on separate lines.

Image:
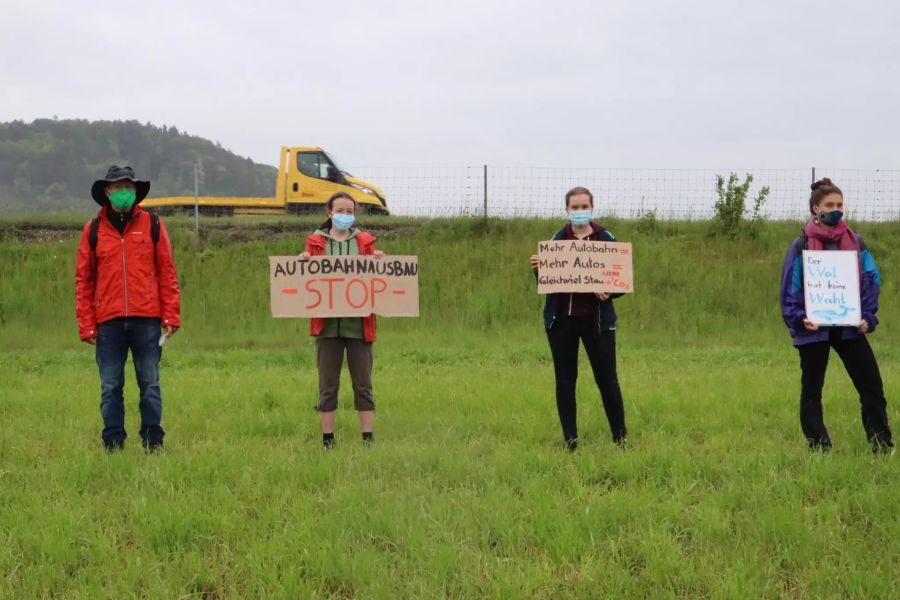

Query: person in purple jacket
left=780, top=178, right=893, bottom=454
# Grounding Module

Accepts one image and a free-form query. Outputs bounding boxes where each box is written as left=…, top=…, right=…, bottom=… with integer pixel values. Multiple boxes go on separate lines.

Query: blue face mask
left=568, top=210, right=592, bottom=226
left=818, top=210, right=843, bottom=226
left=331, top=213, right=355, bottom=231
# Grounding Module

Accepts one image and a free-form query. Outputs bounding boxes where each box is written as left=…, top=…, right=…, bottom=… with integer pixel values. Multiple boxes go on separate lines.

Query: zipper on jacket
left=567, top=228, right=594, bottom=317
left=120, top=236, right=129, bottom=316
left=330, top=236, right=349, bottom=337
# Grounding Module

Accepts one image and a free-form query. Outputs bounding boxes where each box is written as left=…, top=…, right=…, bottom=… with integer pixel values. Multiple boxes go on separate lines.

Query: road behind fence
left=349, top=166, right=900, bottom=221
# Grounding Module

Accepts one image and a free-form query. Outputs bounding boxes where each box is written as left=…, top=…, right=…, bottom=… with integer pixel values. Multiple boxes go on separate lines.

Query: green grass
left=2, top=217, right=899, bottom=598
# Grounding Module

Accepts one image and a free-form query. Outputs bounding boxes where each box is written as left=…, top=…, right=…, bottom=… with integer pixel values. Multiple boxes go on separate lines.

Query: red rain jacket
left=304, top=230, right=378, bottom=343
left=74, top=206, right=180, bottom=340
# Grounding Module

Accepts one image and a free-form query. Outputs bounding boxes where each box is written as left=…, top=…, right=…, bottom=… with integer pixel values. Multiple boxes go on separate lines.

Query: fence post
left=194, top=162, right=200, bottom=234
left=811, top=166, right=816, bottom=185
left=483, top=164, right=488, bottom=219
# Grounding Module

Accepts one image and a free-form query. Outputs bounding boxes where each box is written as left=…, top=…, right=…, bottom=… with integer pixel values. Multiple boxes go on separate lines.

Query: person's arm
left=74, top=222, right=98, bottom=343
left=603, top=230, right=625, bottom=300
left=859, top=238, right=881, bottom=333
left=780, top=239, right=808, bottom=334
left=531, top=228, right=565, bottom=280
left=359, top=233, right=383, bottom=258
left=154, top=218, right=181, bottom=335
left=301, top=235, right=316, bottom=258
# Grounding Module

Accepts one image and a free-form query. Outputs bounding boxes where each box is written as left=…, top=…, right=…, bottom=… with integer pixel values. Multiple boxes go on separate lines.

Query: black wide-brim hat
left=91, top=165, right=151, bottom=206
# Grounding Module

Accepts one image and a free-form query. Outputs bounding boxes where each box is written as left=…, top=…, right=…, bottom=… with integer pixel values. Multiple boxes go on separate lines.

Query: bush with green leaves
left=712, top=173, right=770, bottom=239
left=636, top=208, right=659, bottom=234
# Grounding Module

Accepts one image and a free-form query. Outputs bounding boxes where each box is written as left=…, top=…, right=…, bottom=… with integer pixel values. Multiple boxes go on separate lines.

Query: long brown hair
left=320, top=192, right=357, bottom=230
left=809, top=178, right=842, bottom=215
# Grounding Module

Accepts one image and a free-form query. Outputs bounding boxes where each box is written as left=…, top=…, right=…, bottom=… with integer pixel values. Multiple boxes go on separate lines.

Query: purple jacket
left=780, top=233, right=881, bottom=346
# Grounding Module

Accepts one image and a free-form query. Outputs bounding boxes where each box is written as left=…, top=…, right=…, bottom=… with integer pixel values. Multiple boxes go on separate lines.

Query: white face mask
left=568, top=210, right=592, bottom=226
left=331, top=213, right=355, bottom=230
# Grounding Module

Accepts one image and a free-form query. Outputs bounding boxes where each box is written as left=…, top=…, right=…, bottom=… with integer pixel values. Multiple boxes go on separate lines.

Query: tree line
left=0, top=119, right=277, bottom=213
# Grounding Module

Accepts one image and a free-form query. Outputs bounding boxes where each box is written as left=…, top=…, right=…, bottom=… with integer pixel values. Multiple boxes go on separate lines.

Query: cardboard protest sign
left=536, top=240, right=633, bottom=295
left=270, top=255, right=419, bottom=318
left=802, top=250, right=861, bottom=326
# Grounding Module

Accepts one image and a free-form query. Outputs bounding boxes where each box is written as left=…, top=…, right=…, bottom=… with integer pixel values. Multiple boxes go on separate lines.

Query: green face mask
left=108, top=188, right=136, bottom=212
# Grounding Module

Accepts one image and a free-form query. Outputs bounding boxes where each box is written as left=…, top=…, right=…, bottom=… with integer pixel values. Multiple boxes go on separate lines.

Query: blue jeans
left=95, top=317, right=165, bottom=447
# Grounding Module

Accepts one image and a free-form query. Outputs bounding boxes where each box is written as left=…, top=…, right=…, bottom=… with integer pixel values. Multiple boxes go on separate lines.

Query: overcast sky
left=2, top=0, right=898, bottom=169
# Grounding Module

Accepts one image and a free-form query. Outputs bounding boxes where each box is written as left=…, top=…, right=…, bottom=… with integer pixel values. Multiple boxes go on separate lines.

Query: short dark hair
left=809, top=178, right=842, bottom=215
left=565, top=186, right=593, bottom=207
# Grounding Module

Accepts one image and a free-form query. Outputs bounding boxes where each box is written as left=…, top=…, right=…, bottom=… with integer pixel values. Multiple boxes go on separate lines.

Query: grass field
left=1, top=216, right=899, bottom=598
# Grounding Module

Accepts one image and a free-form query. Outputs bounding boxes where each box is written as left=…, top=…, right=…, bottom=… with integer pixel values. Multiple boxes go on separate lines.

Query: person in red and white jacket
left=74, top=166, right=180, bottom=452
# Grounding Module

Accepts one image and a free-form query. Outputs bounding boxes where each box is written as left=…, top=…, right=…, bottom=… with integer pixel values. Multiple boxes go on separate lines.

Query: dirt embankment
left=0, top=222, right=84, bottom=244
left=1, top=218, right=422, bottom=244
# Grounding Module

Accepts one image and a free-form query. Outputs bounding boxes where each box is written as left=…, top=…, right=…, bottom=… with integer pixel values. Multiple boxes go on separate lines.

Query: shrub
left=712, top=173, right=770, bottom=239
left=636, top=208, right=659, bottom=234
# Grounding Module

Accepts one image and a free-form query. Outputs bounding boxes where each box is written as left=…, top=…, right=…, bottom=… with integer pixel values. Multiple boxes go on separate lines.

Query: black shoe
left=564, top=437, right=578, bottom=452
left=322, top=434, right=336, bottom=450
left=362, top=432, right=374, bottom=446
left=614, top=435, right=628, bottom=449
left=808, top=438, right=832, bottom=453
left=144, top=440, right=164, bottom=454
left=103, top=440, right=125, bottom=453
left=871, top=439, right=894, bottom=455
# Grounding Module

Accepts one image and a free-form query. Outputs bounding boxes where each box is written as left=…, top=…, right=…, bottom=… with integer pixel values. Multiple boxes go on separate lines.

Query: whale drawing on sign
left=811, top=305, right=857, bottom=322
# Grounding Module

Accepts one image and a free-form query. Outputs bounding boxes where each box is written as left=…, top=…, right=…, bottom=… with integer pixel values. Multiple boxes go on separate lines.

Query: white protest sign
left=802, top=250, right=861, bottom=326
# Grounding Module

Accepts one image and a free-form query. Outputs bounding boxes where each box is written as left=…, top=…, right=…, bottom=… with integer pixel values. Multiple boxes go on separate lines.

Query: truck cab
left=140, top=145, right=388, bottom=216
left=279, top=147, right=388, bottom=214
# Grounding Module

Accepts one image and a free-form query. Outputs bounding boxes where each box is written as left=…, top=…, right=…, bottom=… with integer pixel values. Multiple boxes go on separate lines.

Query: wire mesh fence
left=349, top=166, right=900, bottom=221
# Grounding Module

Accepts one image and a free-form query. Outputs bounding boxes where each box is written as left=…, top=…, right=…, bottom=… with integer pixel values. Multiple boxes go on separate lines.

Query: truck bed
left=142, top=196, right=284, bottom=209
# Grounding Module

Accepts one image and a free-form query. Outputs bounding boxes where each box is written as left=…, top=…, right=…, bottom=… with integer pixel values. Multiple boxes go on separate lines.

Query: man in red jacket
left=74, top=166, right=181, bottom=452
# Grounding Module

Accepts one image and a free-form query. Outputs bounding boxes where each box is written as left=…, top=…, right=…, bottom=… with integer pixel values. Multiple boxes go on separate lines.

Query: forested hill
left=0, top=119, right=278, bottom=213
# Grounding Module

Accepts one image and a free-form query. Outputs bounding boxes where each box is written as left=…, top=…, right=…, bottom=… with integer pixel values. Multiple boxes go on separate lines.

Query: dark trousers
left=797, top=329, right=892, bottom=448
left=547, top=316, right=627, bottom=443
left=315, top=337, right=375, bottom=412
left=95, top=317, right=165, bottom=448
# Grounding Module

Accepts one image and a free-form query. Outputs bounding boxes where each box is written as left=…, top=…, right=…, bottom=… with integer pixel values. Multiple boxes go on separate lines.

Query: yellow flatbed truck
left=142, top=146, right=388, bottom=216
